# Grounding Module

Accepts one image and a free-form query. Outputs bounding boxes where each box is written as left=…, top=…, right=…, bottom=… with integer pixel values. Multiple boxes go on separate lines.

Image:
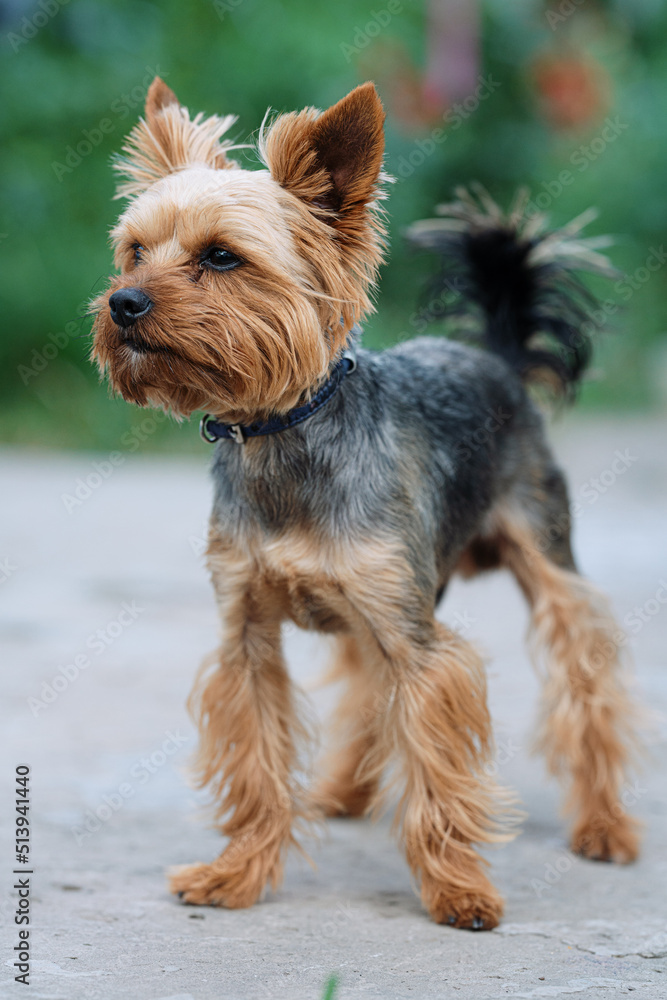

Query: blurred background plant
left=321, top=973, right=339, bottom=999
left=2, top=0, right=666, bottom=451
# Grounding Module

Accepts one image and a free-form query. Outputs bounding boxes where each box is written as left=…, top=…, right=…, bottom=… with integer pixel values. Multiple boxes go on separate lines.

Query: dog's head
left=91, top=77, right=386, bottom=422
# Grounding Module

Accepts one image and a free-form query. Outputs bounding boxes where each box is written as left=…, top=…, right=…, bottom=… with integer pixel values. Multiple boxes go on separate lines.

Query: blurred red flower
left=532, top=52, right=611, bottom=130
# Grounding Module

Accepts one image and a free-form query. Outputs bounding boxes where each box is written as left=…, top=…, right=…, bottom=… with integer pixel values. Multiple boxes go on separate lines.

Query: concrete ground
left=1, top=415, right=666, bottom=1000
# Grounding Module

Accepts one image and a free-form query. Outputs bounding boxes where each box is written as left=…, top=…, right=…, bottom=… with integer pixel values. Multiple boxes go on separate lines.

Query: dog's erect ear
left=144, top=76, right=180, bottom=121
left=261, top=83, right=386, bottom=226
left=308, top=83, right=386, bottom=214
left=113, top=75, right=238, bottom=199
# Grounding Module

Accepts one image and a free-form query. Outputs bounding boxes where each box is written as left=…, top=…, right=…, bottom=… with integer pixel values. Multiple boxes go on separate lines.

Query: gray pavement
left=1, top=414, right=666, bottom=1000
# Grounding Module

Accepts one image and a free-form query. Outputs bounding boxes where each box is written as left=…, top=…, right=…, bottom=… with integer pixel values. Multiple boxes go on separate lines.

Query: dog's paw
left=310, top=781, right=372, bottom=819
left=423, top=880, right=504, bottom=930
left=571, top=816, right=640, bottom=864
left=168, top=860, right=265, bottom=909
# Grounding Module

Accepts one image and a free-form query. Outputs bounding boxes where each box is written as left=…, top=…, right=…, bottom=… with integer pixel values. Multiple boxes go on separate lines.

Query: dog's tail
left=406, top=185, right=617, bottom=398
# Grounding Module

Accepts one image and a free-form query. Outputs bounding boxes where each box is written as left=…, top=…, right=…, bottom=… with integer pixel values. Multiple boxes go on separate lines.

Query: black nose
left=109, top=287, right=153, bottom=328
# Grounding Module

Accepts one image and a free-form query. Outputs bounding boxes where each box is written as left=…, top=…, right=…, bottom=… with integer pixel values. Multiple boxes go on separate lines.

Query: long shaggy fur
left=92, top=81, right=387, bottom=421
left=312, top=634, right=383, bottom=818
left=406, top=185, right=617, bottom=397
left=496, top=516, right=640, bottom=862
left=114, top=77, right=240, bottom=198
left=169, top=533, right=314, bottom=907
left=387, top=625, right=517, bottom=927
left=92, top=80, right=642, bottom=931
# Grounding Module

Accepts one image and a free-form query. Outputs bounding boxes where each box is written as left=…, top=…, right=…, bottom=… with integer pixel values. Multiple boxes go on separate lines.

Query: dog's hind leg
left=169, top=533, right=310, bottom=908
left=496, top=489, right=640, bottom=863
left=313, top=634, right=383, bottom=818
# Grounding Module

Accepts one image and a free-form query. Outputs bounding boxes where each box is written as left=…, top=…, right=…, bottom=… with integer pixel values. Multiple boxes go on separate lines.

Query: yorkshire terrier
left=92, top=78, right=639, bottom=930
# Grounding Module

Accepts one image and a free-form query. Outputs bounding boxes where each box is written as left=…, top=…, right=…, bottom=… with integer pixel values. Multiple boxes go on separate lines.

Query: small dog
left=92, top=78, right=639, bottom=930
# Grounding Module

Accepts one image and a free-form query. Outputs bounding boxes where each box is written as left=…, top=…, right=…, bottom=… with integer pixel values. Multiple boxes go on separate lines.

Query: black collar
left=199, top=348, right=357, bottom=445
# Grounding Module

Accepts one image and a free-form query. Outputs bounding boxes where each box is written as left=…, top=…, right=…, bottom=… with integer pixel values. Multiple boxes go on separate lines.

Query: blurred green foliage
left=2, top=0, right=666, bottom=451
left=321, top=973, right=339, bottom=999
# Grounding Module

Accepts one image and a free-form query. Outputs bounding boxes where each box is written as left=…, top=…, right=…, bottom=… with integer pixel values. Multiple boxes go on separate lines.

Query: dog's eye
left=201, top=247, right=242, bottom=272
left=132, top=244, right=144, bottom=265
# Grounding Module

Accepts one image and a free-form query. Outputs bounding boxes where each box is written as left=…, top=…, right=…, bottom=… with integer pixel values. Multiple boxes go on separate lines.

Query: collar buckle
left=198, top=342, right=357, bottom=445
left=199, top=414, right=218, bottom=443
left=342, top=347, right=357, bottom=373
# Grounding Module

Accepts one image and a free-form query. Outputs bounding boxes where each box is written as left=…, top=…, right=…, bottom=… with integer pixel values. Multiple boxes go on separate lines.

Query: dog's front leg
left=340, top=539, right=516, bottom=929
left=170, top=536, right=306, bottom=908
